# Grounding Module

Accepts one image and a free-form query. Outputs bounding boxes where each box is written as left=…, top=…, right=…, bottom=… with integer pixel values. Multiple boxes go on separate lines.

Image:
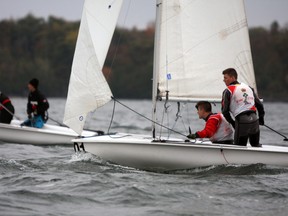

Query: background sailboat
left=64, top=0, right=288, bottom=171
left=0, top=119, right=97, bottom=145
left=0, top=0, right=120, bottom=145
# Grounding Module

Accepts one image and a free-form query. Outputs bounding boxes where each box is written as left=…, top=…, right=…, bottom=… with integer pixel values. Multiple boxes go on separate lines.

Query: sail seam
left=159, top=18, right=248, bottom=70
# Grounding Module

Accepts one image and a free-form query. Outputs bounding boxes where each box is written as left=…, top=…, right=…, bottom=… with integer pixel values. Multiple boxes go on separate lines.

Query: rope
left=160, top=91, right=170, bottom=138
left=107, top=98, right=116, bottom=134
left=111, top=97, right=187, bottom=138
left=170, top=102, right=191, bottom=137
left=169, top=102, right=181, bottom=138
left=264, top=124, right=288, bottom=141
left=159, top=108, right=165, bottom=138
left=0, top=102, right=21, bottom=121
left=159, top=91, right=171, bottom=138
left=49, top=116, right=67, bottom=127
left=220, top=149, right=230, bottom=164
left=107, top=0, right=132, bottom=77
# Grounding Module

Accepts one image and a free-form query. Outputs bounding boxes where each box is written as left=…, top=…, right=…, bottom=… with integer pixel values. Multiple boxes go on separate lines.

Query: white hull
left=73, top=133, right=288, bottom=171
left=0, top=120, right=98, bottom=145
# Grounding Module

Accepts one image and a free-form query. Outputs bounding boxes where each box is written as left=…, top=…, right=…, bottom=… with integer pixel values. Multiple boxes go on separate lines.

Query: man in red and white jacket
left=221, top=68, right=265, bottom=147
left=187, top=101, right=234, bottom=144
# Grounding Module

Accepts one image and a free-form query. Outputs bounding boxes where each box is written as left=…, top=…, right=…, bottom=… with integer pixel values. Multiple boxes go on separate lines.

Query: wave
left=164, top=163, right=288, bottom=176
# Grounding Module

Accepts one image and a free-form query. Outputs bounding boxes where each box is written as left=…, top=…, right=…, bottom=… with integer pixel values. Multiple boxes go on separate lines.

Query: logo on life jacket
left=243, top=92, right=250, bottom=105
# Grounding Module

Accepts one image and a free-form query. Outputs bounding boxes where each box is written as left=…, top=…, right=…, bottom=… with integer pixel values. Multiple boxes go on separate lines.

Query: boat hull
left=73, top=134, right=288, bottom=171
left=0, top=120, right=98, bottom=145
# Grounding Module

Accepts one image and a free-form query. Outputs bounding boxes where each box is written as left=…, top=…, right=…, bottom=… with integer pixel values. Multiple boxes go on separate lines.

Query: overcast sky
left=0, top=0, right=287, bottom=29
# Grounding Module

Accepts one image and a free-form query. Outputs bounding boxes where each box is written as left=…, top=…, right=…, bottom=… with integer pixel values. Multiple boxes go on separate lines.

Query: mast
left=151, top=0, right=162, bottom=139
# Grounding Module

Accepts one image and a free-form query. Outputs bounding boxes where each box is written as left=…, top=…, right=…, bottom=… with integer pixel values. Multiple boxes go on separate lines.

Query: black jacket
left=0, top=93, right=11, bottom=106
left=0, top=92, right=14, bottom=112
left=27, top=90, right=49, bottom=119
left=0, top=92, right=15, bottom=123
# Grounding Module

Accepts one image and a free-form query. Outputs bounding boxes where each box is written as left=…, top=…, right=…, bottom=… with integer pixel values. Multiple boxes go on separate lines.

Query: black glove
left=259, top=116, right=264, bottom=125
left=187, top=133, right=197, bottom=139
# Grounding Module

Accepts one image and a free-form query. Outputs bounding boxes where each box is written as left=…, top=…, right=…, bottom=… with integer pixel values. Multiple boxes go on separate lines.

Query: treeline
left=0, top=15, right=78, bottom=96
left=0, top=15, right=287, bottom=101
left=250, top=22, right=288, bottom=100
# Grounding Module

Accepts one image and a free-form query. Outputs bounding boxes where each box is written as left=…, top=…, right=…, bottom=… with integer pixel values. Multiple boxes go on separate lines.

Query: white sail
left=63, top=0, right=123, bottom=134
left=156, top=0, right=256, bottom=102
left=65, top=0, right=288, bottom=172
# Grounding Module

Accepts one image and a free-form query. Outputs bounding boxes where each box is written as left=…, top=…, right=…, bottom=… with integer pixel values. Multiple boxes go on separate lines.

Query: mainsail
left=63, top=0, right=123, bottom=134
left=156, top=0, right=256, bottom=102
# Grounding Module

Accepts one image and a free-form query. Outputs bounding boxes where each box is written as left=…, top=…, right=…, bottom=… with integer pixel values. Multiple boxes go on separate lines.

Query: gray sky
left=0, top=0, right=287, bottom=29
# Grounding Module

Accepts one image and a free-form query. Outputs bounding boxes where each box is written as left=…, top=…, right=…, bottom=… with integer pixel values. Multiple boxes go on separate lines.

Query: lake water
left=1, top=98, right=288, bottom=216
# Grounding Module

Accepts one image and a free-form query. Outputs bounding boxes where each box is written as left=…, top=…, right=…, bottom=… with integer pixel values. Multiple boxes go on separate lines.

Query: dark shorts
left=234, top=112, right=260, bottom=147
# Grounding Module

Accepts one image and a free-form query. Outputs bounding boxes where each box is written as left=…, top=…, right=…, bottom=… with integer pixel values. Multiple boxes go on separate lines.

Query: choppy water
left=1, top=98, right=288, bottom=216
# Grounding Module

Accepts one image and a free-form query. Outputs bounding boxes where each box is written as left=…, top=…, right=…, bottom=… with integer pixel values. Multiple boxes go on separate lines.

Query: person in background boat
left=21, top=78, right=49, bottom=128
left=0, top=92, right=15, bottom=124
left=187, top=101, right=234, bottom=144
left=221, top=68, right=265, bottom=147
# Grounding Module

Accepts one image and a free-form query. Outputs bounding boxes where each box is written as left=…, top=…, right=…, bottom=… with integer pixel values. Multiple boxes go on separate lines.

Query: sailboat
left=0, top=119, right=98, bottom=145
left=0, top=96, right=98, bottom=145
left=63, top=0, right=288, bottom=171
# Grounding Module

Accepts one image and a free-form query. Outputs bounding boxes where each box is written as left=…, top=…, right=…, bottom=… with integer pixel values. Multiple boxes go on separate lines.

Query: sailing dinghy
left=64, top=0, right=288, bottom=171
left=0, top=120, right=98, bottom=145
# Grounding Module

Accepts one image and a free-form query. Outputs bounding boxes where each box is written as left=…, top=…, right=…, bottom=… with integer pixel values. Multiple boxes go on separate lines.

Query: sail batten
left=63, top=0, right=123, bottom=134
left=156, top=0, right=256, bottom=102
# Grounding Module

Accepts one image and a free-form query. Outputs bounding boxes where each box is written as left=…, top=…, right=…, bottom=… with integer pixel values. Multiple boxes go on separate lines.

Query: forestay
left=63, top=0, right=123, bottom=134
left=156, top=0, right=257, bottom=102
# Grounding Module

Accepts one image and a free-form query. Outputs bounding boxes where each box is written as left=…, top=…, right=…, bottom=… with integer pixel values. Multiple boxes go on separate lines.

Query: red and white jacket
left=196, top=113, right=233, bottom=142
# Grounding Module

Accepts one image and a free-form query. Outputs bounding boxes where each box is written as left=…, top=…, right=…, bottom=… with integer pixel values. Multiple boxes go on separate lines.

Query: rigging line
left=49, top=116, right=67, bottom=127
left=171, top=102, right=190, bottom=136
left=169, top=102, right=181, bottom=137
left=108, top=0, right=132, bottom=74
left=159, top=104, right=167, bottom=138
left=180, top=117, right=189, bottom=135
left=220, top=149, right=230, bottom=164
left=182, top=102, right=191, bottom=134
left=181, top=103, right=191, bottom=134
left=181, top=102, right=191, bottom=133
left=162, top=2, right=171, bottom=137
left=0, top=102, right=21, bottom=121
left=164, top=1, right=169, bottom=92
left=264, top=124, right=288, bottom=141
left=111, top=96, right=187, bottom=138
left=159, top=109, right=164, bottom=137
left=159, top=92, right=169, bottom=138
left=161, top=91, right=170, bottom=138
left=107, top=97, right=117, bottom=135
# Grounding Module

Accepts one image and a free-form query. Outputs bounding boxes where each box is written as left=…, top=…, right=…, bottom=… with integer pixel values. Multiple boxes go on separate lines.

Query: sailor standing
left=221, top=68, right=265, bottom=147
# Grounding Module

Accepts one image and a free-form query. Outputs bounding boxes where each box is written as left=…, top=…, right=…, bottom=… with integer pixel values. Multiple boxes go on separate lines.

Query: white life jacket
left=210, top=113, right=234, bottom=142
left=227, top=83, right=256, bottom=117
